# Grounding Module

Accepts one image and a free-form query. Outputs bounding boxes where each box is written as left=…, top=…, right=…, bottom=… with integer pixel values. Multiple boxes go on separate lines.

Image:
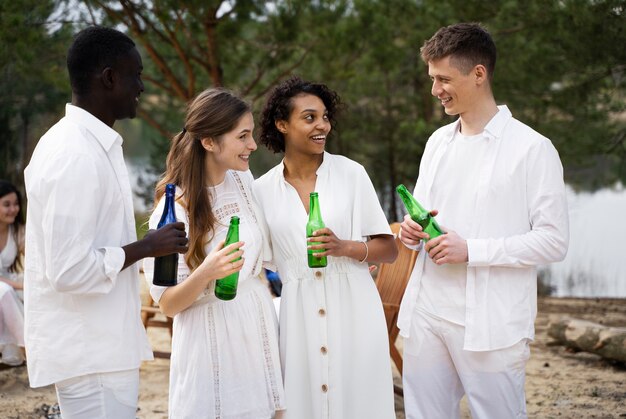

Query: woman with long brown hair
left=0, top=179, right=26, bottom=366
left=143, top=88, right=285, bottom=418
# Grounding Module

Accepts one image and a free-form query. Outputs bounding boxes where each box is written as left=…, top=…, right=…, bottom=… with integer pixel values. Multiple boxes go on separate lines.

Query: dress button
left=315, top=271, right=323, bottom=278
left=321, top=346, right=327, bottom=354
left=318, top=308, right=326, bottom=316
left=321, top=384, right=328, bottom=392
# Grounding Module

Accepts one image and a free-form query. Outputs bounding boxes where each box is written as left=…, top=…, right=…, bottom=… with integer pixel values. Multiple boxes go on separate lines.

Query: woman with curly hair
left=253, top=77, right=398, bottom=419
left=0, top=180, right=25, bottom=366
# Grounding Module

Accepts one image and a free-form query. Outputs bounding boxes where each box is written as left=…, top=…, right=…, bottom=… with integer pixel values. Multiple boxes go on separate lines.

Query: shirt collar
left=445, top=105, right=513, bottom=144
left=483, top=105, right=512, bottom=141
left=65, top=104, right=123, bottom=151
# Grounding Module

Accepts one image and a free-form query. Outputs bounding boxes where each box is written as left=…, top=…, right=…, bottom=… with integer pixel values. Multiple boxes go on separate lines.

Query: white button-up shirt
left=23, top=104, right=153, bottom=387
left=397, top=105, right=569, bottom=351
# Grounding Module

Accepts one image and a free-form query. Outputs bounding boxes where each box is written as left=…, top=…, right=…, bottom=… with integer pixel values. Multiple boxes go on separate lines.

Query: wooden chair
left=375, top=222, right=418, bottom=396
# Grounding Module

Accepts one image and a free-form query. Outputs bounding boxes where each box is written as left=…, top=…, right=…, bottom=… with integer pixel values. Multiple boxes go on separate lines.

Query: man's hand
left=399, top=211, right=438, bottom=246
left=122, top=222, right=189, bottom=270
left=141, top=222, right=189, bottom=257
left=424, top=229, right=468, bottom=265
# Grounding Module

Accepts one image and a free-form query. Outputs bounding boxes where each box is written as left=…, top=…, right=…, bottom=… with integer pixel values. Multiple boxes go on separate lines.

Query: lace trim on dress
left=214, top=202, right=240, bottom=222
left=207, top=307, right=222, bottom=419
left=231, top=172, right=262, bottom=274
left=254, top=292, right=282, bottom=408
left=231, top=172, right=257, bottom=223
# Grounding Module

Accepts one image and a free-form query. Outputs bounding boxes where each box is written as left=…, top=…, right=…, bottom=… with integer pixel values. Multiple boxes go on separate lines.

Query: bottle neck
left=309, top=195, right=322, bottom=220
left=158, top=190, right=177, bottom=228
left=398, top=187, right=427, bottom=218
left=164, top=191, right=176, bottom=214
left=225, top=219, right=239, bottom=244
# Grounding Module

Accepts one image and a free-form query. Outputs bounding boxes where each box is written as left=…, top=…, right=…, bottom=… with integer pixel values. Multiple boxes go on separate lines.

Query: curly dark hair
left=259, top=76, right=342, bottom=153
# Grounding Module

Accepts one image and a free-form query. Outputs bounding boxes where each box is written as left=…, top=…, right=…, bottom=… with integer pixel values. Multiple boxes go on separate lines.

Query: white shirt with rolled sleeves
left=23, top=104, right=153, bottom=388
left=397, top=105, right=570, bottom=351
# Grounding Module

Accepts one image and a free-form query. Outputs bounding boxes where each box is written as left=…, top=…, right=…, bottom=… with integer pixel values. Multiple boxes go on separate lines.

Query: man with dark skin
left=24, top=26, right=188, bottom=418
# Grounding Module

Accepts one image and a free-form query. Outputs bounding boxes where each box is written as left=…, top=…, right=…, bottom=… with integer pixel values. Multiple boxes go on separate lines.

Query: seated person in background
left=0, top=180, right=25, bottom=366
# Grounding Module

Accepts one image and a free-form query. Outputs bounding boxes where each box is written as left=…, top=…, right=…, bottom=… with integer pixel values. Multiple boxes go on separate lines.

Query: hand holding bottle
left=307, top=227, right=347, bottom=258
left=424, top=229, right=468, bottom=265
left=195, top=240, right=245, bottom=283
left=399, top=211, right=439, bottom=247
left=142, top=222, right=189, bottom=257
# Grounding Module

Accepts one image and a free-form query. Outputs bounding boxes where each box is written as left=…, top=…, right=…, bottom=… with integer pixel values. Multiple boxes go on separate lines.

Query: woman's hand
left=158, top=240, right=245, bottom=318
left=195, top=240, right=245, bottom=282
left=308, top=227, right=347, bottom=258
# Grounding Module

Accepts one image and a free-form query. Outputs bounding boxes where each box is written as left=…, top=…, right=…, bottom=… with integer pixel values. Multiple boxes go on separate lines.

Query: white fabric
left=23, top=104, right=152, bottom=388
left=0, top=224, right=25, bottom=365
left=417, top=130, right=488, bottom=325
left=403, top=309, right=529, bottom=419
left=55, top=369, right=140, bottom=419
left=253, top=152, right=396, bottom=419
left=398, top=105, right=569, bottom=351
left=0, top=224, right=19, bottom=274
left=143, top=170, right=285, bottom=419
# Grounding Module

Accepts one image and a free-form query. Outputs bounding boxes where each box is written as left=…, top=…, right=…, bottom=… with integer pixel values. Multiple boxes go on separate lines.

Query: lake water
left=541, top=183, right=626, bottom=298
left=126, top=160, right=626, bottom=298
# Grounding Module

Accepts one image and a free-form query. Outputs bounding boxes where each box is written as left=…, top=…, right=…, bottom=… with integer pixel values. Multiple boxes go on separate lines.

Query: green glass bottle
left=306, top=192, right=327, bottom=268
left=396, top=184, right=444, bottom=241
left=215, top=216, right=241, bottom=300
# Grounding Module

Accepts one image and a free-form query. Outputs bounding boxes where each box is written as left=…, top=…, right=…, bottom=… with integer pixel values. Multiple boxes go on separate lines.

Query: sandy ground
left=2, top=296, right=625, bottom=418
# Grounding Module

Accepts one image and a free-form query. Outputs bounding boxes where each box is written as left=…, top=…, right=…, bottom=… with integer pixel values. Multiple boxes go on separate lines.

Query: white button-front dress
left=253, top=152, right=396, bottom=419
left=144, top=170, right=285, bottom=419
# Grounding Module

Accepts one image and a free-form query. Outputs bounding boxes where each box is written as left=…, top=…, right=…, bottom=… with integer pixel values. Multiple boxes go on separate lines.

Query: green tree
left=0, top=0, right=71, bottom=185
left=39, top=0, right=626, bottom=216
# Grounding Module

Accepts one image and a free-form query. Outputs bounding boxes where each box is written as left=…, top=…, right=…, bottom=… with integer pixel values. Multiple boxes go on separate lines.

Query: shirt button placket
left=314, top=269, right=330, bottom=418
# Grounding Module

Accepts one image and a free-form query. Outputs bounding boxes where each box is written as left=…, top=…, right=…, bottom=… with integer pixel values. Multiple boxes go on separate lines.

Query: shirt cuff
left=102, top=246, right=125, bottom=281
left=466, top=239, right=488, bottom=266
left=398, top=229, right=423, bottom=252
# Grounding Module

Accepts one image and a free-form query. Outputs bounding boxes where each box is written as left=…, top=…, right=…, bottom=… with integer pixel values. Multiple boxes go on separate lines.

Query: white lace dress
left=144, top=170, right=285, bottom=419
left=0, top=225, right=25, bottom=365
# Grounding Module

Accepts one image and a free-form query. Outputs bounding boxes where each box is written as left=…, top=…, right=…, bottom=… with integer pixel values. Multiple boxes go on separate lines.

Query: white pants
left=403, top=309, right=530, bottom=419
left=55, top=369, right=139, bottom=419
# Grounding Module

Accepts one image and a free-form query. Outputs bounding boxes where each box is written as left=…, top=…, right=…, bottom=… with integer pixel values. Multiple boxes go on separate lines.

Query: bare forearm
left=360, top=234, right=398, bottom=264
left=158, top=270, right=213, bottom=317
left=0, top=277, right=22, bottom=290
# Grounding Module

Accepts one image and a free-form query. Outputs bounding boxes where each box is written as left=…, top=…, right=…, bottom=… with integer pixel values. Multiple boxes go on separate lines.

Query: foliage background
left=1, top=0, right=624, bottom=221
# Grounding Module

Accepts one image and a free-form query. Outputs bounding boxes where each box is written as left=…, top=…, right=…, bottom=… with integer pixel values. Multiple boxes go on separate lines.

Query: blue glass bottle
left=153, top=184, right=179, bottom=286
left=265, top=269, right=283, bottom=297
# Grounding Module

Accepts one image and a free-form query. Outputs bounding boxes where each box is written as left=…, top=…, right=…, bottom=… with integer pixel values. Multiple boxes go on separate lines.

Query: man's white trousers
left=55, top=368, right=139, bottom=419
left=403, top=309, right=529, bottom=419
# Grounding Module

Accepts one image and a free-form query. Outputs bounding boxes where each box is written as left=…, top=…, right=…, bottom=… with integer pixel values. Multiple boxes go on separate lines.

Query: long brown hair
left=155, top=88, right=251, bottom=271
left=0, top=180, right=24, bottom=273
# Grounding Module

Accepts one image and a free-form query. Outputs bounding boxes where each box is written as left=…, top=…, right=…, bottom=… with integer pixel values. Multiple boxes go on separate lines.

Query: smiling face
left=278, top=93, right=331, bottom=156
left=111, top=47, right=144, bottom=121
left=203, top=112, right=257, bottom=182
left=428, top=55, right=480, bottom=117
left=0, top=192, right=19, bottom=226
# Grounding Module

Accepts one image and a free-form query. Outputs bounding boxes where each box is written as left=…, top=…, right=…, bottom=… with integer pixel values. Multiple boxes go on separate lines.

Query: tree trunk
left=547, top=317, right=626, bottom=363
